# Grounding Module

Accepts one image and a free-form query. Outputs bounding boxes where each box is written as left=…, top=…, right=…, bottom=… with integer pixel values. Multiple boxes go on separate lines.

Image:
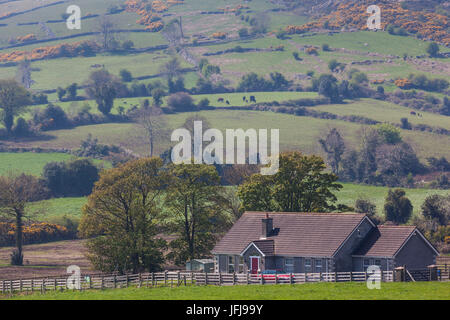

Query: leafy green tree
left=119, top=69, right=133, bottom=82
left=79, top=158, right=169, bottom=273
left=0, top=80, right=31, bottom=134
left=151, top=88, right=165, bottom=107
left=384, top=189, right=413, bottom=224
left=238, top=151, right=343, bottom=212
left=355, top=198, right=377, bottom=217
left=426, top=42, right=440, bottom=57
left=166, top=164, right=226, bottom=265
left=421, top=194, right=449, bottom=226
left=314, top=74, right=340, bottom=103
left=66, top=83, right=78, bottom=100
left=376, top=123, right=402, bottom=144
left=85, top=69, right=122, bottom=115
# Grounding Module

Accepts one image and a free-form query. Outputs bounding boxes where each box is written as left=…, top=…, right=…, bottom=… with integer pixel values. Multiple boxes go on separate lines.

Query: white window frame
left=305, top=258, right=312, bottom=273
left=284, top=258, right=294, bottom=273
left=363, top=258, right=372, bottom=271
left=315, top=259, right=322, bottom=273
left=228, top=255, right=235, bottom=273
left=238, top=256, right=244, bottom=273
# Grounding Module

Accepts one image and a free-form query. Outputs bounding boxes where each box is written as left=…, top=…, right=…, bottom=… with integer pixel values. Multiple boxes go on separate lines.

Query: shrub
left=322, top=43, right=330, bottom=51
left=355, top=198, right=377, bottom=216
left=238, top=28, right=249, bottom=38
left=120, top=69, right=133, bottom=82
left=167, top=92, right=197, bottom=112
left=198, top=98, right=210, bottom=108
left=384, top=189, right=413, bottom=224
left=32, top=104, right=71, bottom=131
left=13, top=117, right=34, bottom=137
left=0, top=222, right=73, bottom=247
left=42, top=159, right=99, bottom=197
left=426, top=42, right=440, bottom=57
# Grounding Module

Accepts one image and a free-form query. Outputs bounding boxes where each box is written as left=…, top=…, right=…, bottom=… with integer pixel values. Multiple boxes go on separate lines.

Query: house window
left=375, top=259, right=381, bottom=267
left=315, top=259, right=322, bottom=273
left=285, top=258, right=294, bottom=273
left=305, top=258, right=312, bottom=273
left=238, top=256, right=244, bottom=273
left=363, top=258, right=371, bottom=271
left=228, top=256, right=235, bottom=273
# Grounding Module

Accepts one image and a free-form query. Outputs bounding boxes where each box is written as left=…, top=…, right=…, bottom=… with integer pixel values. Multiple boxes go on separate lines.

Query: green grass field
left=24, top=183, right=446, bottom=223
left=0, top=152, right=74, bottom=176
left=314, top=99, right=450, bottom=129
left=5, top=109, right=449, bottom=161
left=6, top=282, right=450, bottom=300
left=0, top=152, right=111, bottom=176
left=26, top=197, right=87, bottom=223
left=337, top=183, right=448, bottom=217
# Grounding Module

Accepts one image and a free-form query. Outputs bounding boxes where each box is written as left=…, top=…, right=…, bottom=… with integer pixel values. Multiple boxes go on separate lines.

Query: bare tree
left=15, top=59, right=34, bottom=89
left=319, top=128, right=346, bottom=175
left=136, top=105, right=168, bottom=157
left=0, top=174, right=46, bottom=265
left=96, top=15, right=119, bottom=51
left=159, top=57, right=182, bottom=81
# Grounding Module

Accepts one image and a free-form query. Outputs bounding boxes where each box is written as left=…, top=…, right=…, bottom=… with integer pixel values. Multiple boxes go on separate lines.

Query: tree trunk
left=15, top=210, right=24, bottom=266
left=4, top=111, right=13, bottom=134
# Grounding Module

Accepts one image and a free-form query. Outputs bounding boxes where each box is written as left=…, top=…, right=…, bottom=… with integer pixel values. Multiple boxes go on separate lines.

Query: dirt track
left=0, top=240, right=93, bottom=280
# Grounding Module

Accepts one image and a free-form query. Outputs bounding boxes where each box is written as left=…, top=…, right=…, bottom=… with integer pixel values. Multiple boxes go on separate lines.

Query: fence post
left=350, top=271, right=353, bottom=282
left=247, top=271, right=250, bottom=285
left=113, top=275, right=116, bottom=288
left=260, top=272, right=264, bottom=285
left=334, top=272, right=337, bottom=282
left=152, top=272, right=155, bottom=287
left=205, top=272, right=208, bottom=286
left=101, top=276, right=104, bottom=290
left=233, top=272, right=236, bottom=285
left=177, top=272, right=180, bottom=286
left=164, top=271, right=168, bottom=287
left=219, top=272, right=222, bottom=285
left=31, top=279, right=34, bottom=293
left=1, top=280, right=4, bottom=294
left=428, top=265, right=438, bottom=281
left=184, top=275, right=187, bottom=287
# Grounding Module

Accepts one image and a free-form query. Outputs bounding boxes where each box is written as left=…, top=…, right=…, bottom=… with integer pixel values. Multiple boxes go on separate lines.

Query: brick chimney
left=261, top=213, right=273, bottom=239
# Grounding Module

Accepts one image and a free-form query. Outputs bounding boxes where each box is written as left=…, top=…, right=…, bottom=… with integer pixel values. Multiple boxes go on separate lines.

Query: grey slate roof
left=212, top=211, right=368, bottom=257
left=353, top=225, right=417, bottom=257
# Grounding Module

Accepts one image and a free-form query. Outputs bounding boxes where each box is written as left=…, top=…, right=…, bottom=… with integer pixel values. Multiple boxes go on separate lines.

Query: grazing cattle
left=218, top=98, right=224, bottom=103
left=246, top=100, right=249, bottom=103
left=226, top=100, right=230, bottom=105
left=250, top=95, right=256, bottom=103
left=410, top=111, right=416, bottom=116
left=243, top=96, right=246, bottom=102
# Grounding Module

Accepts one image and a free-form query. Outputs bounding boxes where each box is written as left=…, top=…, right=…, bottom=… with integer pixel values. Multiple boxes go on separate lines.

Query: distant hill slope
left=284, top=0, right=450, bottom=46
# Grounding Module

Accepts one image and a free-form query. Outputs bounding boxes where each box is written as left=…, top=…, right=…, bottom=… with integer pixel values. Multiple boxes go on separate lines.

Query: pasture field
left=314, top=99, right=450, bottom=129
left=0, top=152, right=73, bottom=176
left=337, top=183, right=449, bottom=217
left=5, top=282, right=450, bottom=300
left=0, top=152, right=111, bottom=176
left=26, top=197, right=87, bottom=223
left=3, top=110, right=450, bottom=160
left=24, top=183, right=446, bottom=224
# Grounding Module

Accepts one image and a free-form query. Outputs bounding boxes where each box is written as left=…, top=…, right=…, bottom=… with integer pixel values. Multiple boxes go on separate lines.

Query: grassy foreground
left=5, top=282, right=450, bottom=300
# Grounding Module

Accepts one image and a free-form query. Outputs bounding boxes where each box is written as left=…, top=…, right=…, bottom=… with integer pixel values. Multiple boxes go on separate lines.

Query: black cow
left=250, top=96, right=256, bottom=103
left=226, top=100, right=230, bottom=105
left=243, top=96, right=246, bottom=102
left=218, top=98, right=224, bottom=103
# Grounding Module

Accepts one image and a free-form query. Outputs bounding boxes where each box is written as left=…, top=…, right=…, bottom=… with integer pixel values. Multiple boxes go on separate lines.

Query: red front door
left=251, top=257, right=259, bottom=274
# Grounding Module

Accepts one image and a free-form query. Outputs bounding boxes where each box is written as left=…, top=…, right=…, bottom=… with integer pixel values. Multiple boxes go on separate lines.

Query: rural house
left=212, top=212, right=439, bottom=274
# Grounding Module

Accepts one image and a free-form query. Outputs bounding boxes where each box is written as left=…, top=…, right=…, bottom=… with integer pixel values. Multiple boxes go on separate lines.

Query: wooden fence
left=0, top=271, right=395, bottom=294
